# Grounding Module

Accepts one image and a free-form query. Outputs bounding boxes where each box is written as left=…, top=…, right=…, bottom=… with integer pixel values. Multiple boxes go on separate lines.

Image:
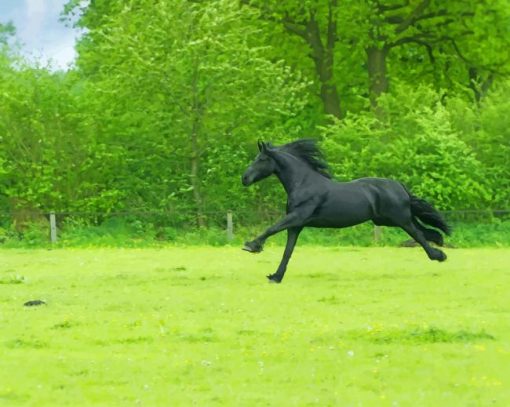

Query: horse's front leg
left=267, top=227, right=302, bottom=283
left=243, top=212, right=302, bottom=253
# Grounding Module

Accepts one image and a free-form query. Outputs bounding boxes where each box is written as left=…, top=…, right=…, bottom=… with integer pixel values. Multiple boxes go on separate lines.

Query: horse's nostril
left=242, top=174, right=252, bottom=186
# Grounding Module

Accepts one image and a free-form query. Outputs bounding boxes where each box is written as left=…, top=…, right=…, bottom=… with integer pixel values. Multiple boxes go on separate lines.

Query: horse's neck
left=274, top=154, right=317, bottom=195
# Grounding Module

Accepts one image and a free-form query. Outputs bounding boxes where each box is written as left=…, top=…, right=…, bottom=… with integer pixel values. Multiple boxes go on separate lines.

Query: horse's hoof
left=431, top=249, right=447, bottom=262
left=267, top=274, right=282, bottom=284
left=242, top=241, right=263, bottom=253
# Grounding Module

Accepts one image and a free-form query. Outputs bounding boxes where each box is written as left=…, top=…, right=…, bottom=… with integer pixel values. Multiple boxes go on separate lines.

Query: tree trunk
left=306, top=4, right=342, bottom=119
left=468, top=67, right=494, bottom=103
left=190, top=118, right=205, bottom=228
left=190, top=65, right=206, bottom=228
left=319, top=72, right=342, bottom=119
left=281, top=1, right=342, bottom=119
left=366, top=45, right=389, bottom=111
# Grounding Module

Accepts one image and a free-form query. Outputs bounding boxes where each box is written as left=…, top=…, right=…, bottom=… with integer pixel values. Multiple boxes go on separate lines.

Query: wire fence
left=0, top=208, right=508, bottom=218
left=0, top=208, right=508, bottom=244
left=1, top=208, right=509, bottom=223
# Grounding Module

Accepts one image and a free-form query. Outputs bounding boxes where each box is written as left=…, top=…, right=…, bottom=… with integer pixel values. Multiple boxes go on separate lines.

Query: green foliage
left=0, top=0, right=508, bottom=235
left=449, top=82, right=510, bottom=208
left=0, top=22, right=15, bottom=45
left=0, top=61, right=125, bottom=213
left=322, top=83, right=492, bottom=210
left=66, top=0, right=310, bottom=222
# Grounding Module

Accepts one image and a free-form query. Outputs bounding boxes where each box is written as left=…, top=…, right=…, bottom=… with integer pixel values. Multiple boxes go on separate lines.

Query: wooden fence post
left=373, top=225, right=382, bottom=244
left=226, top=210, right=233, bottom=241
left=49, top=212, right=58, bottom=243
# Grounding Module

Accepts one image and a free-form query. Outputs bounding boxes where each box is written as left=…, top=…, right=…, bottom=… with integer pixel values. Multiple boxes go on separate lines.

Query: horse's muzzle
left=241, top=174, right=251, bottom=186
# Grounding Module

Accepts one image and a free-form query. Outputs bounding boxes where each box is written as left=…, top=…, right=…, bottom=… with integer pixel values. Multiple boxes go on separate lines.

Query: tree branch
left=389, top=36, right=435, bottom=63
left=282, top=17, right=307, bottom=39
left=395, top=0, right=431, bottom=33
left=377, top=0, right=410, bottom=13
left=414, top=10, right=448, bottom=22
left=326, top=0, right=337, bottom=50
left=240, top=1, right=309, bottom=39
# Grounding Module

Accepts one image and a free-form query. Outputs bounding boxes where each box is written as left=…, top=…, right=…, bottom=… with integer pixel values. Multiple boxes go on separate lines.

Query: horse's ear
left=257, top=140, right=274, bottom=154
left=258, top=140, right=270, bottom=153
left=257, top=140, right=264, bottom=152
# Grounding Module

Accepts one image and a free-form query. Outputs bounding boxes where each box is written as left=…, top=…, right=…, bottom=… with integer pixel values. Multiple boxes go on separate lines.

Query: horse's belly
left=305, top=214, right=370, bottom=228
left=304, top=185, right=379, bottom=228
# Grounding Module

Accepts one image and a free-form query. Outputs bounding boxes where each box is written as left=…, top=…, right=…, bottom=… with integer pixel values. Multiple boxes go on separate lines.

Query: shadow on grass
left=94, top=336, right=154, bottom=346
left=5, top=338, right=48, bottom=349
left=0, top=275, right=25, bottom=285
left=362, top=327, right=495, bottom=344
left=176, top=329, right=218, bottom=343
left=312, top=326, right=496, bottom=346
left=51, top=320, right=79, bottom=330
left=0, top=390, right=29, bottom=403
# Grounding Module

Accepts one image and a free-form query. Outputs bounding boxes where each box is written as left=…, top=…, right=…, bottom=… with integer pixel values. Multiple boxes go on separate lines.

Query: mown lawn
left=0, top=246, right=509, bottom=406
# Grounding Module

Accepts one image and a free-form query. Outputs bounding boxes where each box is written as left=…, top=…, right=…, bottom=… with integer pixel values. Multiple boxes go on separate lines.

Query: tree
left=0, top=22, right=15, bottom=45
left=245, top=0, right=510, bottom=117
left=244, top=0, right=343, bottom=119
left=322, top=83, right=492, bottom=210
left=67, top=0, right=309, bottom=226
left=347, top=0, right=510, bottom=108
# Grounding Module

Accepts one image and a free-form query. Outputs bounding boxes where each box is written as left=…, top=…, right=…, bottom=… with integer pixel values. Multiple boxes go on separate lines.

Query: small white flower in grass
left=201, top=360, right=212, bottom=366
left=346, top=350, right=354, bottom=357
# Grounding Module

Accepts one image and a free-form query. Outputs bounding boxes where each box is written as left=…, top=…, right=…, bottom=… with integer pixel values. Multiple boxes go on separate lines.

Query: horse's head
left=242, top=141, right=277, bottom=186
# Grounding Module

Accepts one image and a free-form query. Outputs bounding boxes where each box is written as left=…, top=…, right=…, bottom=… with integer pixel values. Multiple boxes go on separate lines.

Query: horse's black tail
left=409, top=194, right=451, bottom=237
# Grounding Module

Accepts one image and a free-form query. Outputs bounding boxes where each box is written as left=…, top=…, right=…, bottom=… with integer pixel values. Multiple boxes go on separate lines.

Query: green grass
left=0, top=246, right=509, bottom=406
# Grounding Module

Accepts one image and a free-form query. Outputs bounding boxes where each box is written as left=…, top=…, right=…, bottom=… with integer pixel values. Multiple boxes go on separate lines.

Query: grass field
left=1, top=246, right=509, bottom=406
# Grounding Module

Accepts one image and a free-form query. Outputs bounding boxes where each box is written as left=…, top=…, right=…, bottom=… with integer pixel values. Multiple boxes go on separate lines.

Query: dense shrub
left=322, top=84, right=494, bottom=210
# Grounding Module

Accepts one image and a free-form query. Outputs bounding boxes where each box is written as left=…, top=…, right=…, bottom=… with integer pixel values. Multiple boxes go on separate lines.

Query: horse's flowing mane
left=280, top=139, right=332, bottom=179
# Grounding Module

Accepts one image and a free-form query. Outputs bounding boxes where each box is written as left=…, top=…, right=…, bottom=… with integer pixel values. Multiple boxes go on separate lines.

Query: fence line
left=442, top=209, right=510, bottom=215
left=0, top=208, right=508, bottom=244
left=0, top=209, right=509, bottom=217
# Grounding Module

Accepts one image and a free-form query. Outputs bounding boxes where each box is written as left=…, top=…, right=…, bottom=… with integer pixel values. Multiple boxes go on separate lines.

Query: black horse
left=241, top=139, right=450, bottom=283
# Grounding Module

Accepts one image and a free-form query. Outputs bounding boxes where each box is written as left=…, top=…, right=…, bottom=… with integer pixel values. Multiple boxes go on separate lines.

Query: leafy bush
left=449, top=82, right=510, bottom=208
left=322, top=83, right=492, bottom=210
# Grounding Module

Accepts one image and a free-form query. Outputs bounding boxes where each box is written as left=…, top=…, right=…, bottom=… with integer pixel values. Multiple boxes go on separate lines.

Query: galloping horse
left=241, top=139, right=450, bottom=283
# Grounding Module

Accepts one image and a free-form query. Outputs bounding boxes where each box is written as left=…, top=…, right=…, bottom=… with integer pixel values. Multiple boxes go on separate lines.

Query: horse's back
left=350, top=177, right=410, bottom=206
left=305, top=177, right=410, bottom=228
left=350, top=177, right=412, bottom=223
left=351, top=177, right=408, bottom=198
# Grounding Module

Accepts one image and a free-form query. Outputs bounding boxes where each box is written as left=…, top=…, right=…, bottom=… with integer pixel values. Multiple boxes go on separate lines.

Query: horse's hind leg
left=413, top=220, right=444, bottom=246
left=400, top=221, right=447, bottom=262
